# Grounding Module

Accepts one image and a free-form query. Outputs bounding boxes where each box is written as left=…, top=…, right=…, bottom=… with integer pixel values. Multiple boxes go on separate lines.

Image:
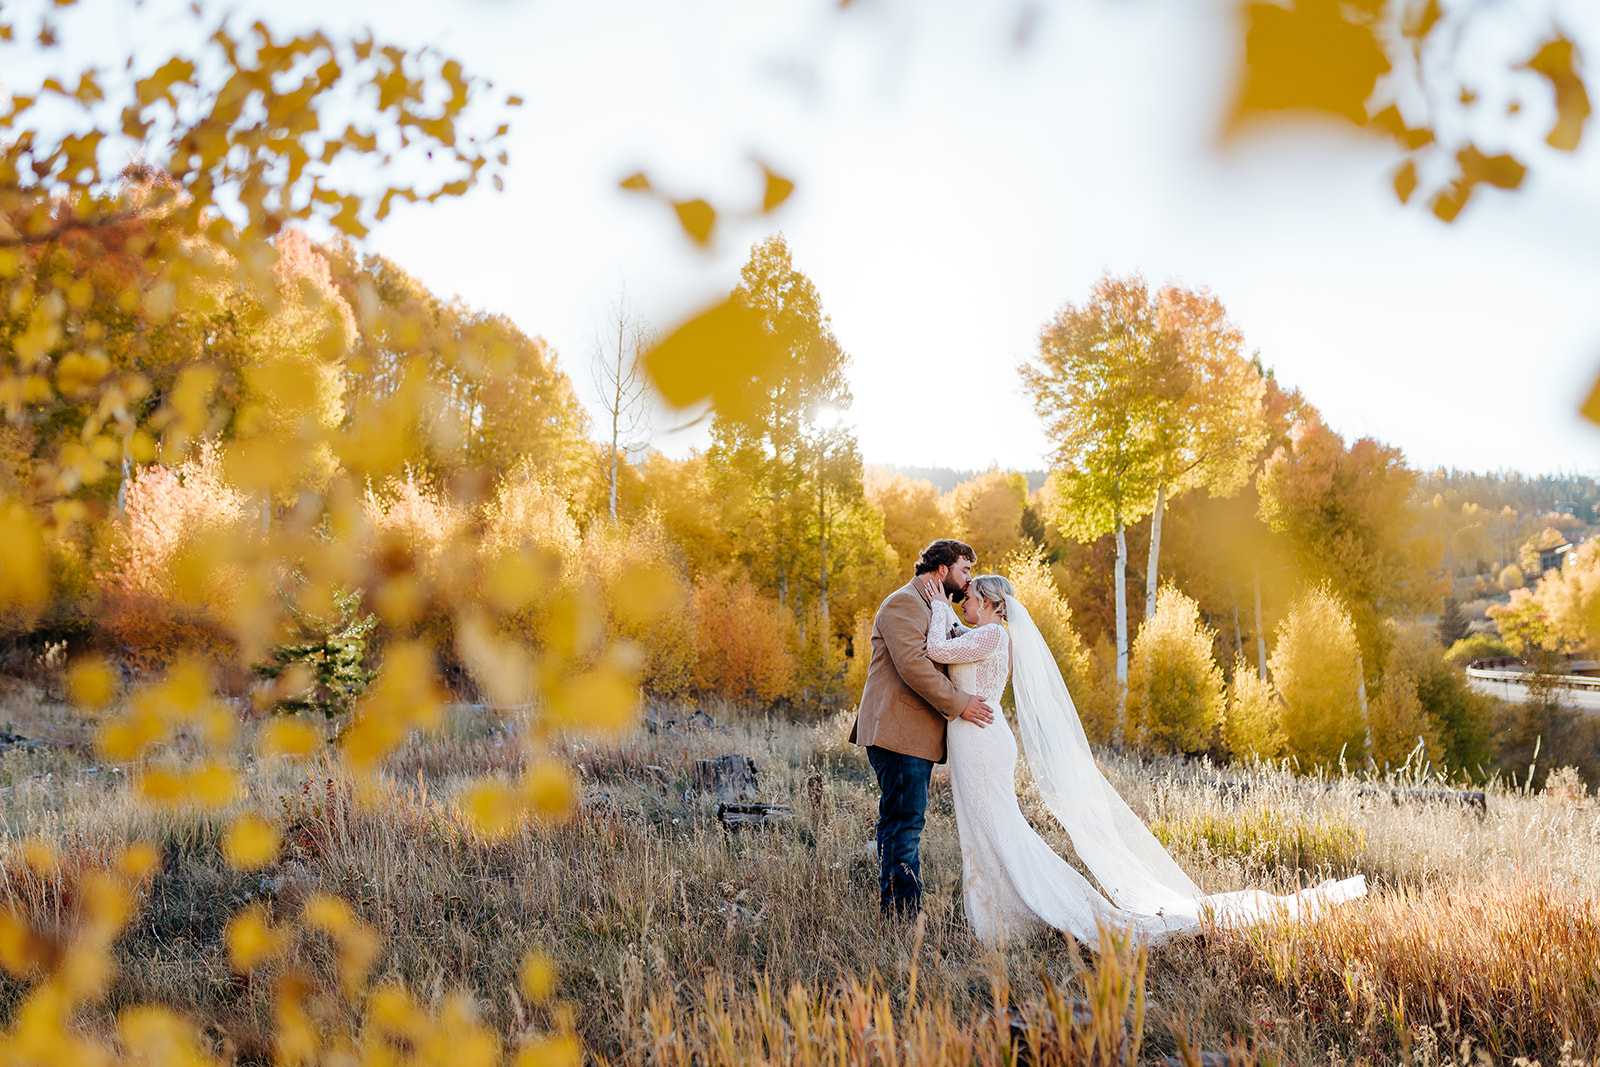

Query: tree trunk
left=1115, top=516, right=1129, bottom=744
left=1253, top=559, right=1268, bottom=681
left=1145, top=482, right=1166, bottom=623
left=1230, top=581, right=1244, bottom=662
left=818, top=486, right=830, bottom=633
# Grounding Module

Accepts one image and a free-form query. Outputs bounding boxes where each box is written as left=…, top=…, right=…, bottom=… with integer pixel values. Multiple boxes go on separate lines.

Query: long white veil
left=1003, top=594, right=1364, bottom=923
left=1004, top=595, right=1203, bottom=913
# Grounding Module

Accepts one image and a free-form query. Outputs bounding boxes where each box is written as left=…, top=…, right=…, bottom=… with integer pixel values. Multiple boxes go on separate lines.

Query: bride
left=921, top=573, right=1365, bottom=946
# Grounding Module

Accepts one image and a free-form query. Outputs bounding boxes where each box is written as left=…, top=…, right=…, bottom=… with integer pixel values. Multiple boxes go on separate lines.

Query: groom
left=849, top=538, right=995, bottom=919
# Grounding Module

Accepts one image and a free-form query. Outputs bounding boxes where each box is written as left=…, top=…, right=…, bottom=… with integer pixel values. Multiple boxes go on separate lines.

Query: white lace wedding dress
left=927, top=598, right=1365, bottom=947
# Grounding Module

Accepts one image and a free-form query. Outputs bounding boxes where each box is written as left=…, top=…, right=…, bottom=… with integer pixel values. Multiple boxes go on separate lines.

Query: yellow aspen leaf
left=0, top=910, right=48, bottom=977
left=760, top=164, right=795, bottom=212
left=226, top=904, right=284, bottom=972
left=163, top=658, right=212, bottom=713
left=456, top=613, right=532, bottom=707
left=642, top=297, right=782, bottom=421
left=548, top=668, right=638, bottom=736
left=340, top=713, right=406, bottom=773
left=144, top=279, right=175, bottom=322
left=188, top=763, right=241, bottom=808
left=464, top=780, right=524, bottom=838
left=302, top=893, right=354, bottom=935
left=611, top=562, right=678, bottom=626
left=672, top=197, right=716, bottom=246
left=97, top=712, right=167, bottom=762
left=66, top=657, right=117, bottom=710
left=515, top=1034, right=582, bottom=1067
left=0, top=502, right=50, bottom=608
left=522, top=761, right=575, bottom=821
left=338, top=924, right=381, bottom=996
left=129, top=429, right=157, bottom=463
left=519, top=950, right=556, bottom=1002
left=21, top=839, right=58, bottom=875
left=59, top=942, right=113, bottom=1000
left=1392, top=159, right=1418, bottom=204
left=484, top=548, right=555, bottom=614
left=82, top=872, right=132, bottom=933
left=1229, top=0, right=1389, bottom=131
left=119, top=1005, right=208, bottom=1064
left=119, top=842, right=161, bottom=882
left=1523, top=37, right=1591, bottom=152
left=367, top=985, right=424, bottom=1036
left=259, top=717, right=319, bottom=757
left=619, top=170, right=651, bottom=193
left=1582, top=371, right=1600, bottom=426
left=222, top=813, right=281, bottom=870
left=275, top=975, right=320, bottom=1063
left=139, top=768, right=185, bottom=804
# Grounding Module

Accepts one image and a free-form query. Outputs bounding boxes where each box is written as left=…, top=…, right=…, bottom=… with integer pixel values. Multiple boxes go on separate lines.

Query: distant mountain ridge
left=868, top=464, right=1049, bottom=494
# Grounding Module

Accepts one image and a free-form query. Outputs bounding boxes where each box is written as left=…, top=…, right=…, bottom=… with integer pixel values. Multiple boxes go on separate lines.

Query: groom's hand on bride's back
left=959, top=694, right=994, bottom=727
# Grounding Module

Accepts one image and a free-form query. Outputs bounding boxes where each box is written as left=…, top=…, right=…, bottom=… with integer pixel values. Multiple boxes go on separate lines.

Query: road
left=1466, top=670, right=1600, bottom=711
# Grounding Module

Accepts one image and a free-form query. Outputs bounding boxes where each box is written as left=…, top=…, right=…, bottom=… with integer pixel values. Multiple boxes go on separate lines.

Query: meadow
left=3, top=683, right=1597, bottom=1067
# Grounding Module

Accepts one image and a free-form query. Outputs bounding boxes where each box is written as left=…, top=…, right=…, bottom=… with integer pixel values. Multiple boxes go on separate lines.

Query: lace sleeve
left=925, top=600, right=1007, bottom=665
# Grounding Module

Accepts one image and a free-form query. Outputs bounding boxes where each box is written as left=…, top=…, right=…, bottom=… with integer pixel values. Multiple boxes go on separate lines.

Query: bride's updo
left=969, top=574, right=1015, bottom=621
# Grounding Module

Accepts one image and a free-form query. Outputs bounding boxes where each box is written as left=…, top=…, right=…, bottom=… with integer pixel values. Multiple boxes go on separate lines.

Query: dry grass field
left=2, top=683, right=1599, bottom=1066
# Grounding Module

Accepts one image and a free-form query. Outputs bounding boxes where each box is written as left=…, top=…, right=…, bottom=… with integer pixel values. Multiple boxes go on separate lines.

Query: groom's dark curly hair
left=914, top=538, right=976, bottom=575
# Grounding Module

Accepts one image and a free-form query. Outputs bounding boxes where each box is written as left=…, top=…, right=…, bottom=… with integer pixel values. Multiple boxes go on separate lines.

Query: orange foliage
left=691, top=577, right=797, bottom=705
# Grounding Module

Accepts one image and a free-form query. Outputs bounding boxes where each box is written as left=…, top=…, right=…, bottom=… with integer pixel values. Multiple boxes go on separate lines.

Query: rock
left=582, top=791, right=614, bottom=811
left=695, top=755, right=758, bottom=801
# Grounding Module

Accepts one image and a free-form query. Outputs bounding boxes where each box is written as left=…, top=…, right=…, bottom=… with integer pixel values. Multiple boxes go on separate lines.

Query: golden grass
left=2, top=695, right=1599, bottom=1065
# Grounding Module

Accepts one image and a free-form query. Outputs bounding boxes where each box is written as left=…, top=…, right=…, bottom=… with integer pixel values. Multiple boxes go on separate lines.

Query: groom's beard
left=944, top=574, right=967, bottom=601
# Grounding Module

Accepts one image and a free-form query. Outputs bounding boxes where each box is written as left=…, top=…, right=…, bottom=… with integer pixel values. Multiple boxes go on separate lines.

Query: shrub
left=1002, top=549, right=1091, bottom=697
left=100, top=446, right=246, bottom=668
left=1125, top=586, right=1224, bottom=755
left=1499, top=563, right=1525, bottom=591
left=1368, top=674, right=1440, bottom=771
left=1270, top=583, right=1366, bottom=768
left=1076, top=635, right=1121, bottom=747
left=582, top=513, right=697, bottom=698
left=794, top=602, right=848, bottom=708
left=1445, top=633, right=1512, bottom=665
left=1385, top=623, right=1497, bottom=779
left=691, top=577, right=797, bottom=705
left=1223, top=655, right=1282, bottom=761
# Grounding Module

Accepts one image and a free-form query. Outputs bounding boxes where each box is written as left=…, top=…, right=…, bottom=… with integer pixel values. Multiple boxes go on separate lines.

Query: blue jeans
left=866, top=745, right=934, bottom=918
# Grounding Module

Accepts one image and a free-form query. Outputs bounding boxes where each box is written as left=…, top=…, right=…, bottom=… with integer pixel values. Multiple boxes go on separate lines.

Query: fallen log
left=716, top=802, right=791, bottom=829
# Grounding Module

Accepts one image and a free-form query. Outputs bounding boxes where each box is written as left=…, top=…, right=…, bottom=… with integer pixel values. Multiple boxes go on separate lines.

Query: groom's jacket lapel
left=847, top=579, right=972, bottom=764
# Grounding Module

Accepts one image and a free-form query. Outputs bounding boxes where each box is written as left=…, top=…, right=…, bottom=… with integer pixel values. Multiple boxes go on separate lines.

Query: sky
left=31, top=0, right=1600, bottom=476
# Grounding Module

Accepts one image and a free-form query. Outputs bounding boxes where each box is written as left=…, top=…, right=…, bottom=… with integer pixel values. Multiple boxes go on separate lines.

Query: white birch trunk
left=1115, top=517, right=1129, bottom=745
left=1145, top=483, right=1166, bottom=622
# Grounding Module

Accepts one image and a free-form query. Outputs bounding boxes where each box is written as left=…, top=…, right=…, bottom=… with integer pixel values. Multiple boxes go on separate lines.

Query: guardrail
left=1466, top=666, right=1600, bottom=691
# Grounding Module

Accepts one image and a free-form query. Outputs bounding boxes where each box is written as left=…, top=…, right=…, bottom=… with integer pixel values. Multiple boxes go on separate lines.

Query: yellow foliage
left=523, top=760, right=576, bottom=821
left=520, top=950, right=557, bottom=1002
left=1126, top=586, right=1225, bottom=754
left=464, top=780, right=524, bottom=838
left=1270, top=583, right=1367, bottom=768
left=226, top=904, right=285, bottom=973
left=1002, top=550, right=1091, bottom=696
left=222, top=813, right=281, bottom=870
left=1224, top=656, right=1283, bottom=762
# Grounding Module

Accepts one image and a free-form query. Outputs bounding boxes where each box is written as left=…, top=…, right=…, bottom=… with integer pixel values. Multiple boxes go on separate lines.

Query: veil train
left=1002, top=594, right=1366, bottom=927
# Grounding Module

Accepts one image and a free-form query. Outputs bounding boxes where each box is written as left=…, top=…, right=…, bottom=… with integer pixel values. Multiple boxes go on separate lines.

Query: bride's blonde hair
left=969, top=574, right=1015, bottom=620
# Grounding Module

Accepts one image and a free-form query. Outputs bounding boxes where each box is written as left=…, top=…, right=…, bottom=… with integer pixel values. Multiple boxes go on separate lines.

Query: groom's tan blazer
left=848, top=578, right=972, bottom=763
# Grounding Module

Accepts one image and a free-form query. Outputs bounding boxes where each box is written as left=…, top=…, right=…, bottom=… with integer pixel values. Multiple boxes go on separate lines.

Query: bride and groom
left=849, top=538, right=1365, bottom=946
